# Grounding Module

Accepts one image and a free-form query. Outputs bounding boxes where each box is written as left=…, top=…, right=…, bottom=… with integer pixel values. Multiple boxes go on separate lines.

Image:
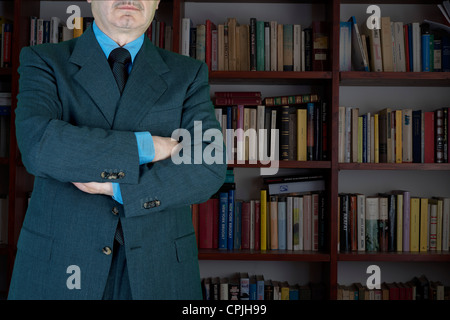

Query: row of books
left=181, top=17, right=329, bottom=72
left=340, top=15, right=450, bottom=72
left=214, top=91, right=327, bottom=162
left=338, top=275, right=449, bottom=300
left=0, top=18, right=12, bottom=68
left=338, top=106, right=450, bottom=164
left=338, top=191, right=450, bottom=253
left=0, top=195, right=8, bottom=244
left=202, top=272, right=326, bottom=300
left=193, top=174, right=327, bottom=252
left=29, top=16, right=173, bottom=51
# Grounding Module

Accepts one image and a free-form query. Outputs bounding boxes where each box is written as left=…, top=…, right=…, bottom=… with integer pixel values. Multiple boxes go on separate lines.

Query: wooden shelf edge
left=211, top=71, right=332, bottom=79
left=228, top=160, right=331, bottom=169
left=198, top=249, right=330, bottom=262
left=340, top=71, right=450, bottom=86
left=338, top=162, right=450, bottom=171
left=338, top=251, right=450, bottom=262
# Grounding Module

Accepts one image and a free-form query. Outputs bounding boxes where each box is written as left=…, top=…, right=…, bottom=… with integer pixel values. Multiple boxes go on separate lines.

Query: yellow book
left=73, top=17, right=83, bottom=38
left=420, top=198, right=428, bottom=252
left=395, top=110, right=402, bottom=163
left=374, top=113, right=379, bottom=163
left=260, top=190, right=267, bottom=251
left=436, top=198, right=443, bottom=251
left=280, top=282, right=290, bottom=300
left=410, top=197, right=420, bottom=252
left=297, top=108, right=307, bottom=161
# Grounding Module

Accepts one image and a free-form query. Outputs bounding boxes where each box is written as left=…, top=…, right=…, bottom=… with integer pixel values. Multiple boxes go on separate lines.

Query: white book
left=181, top=18, right=191, bottom=56
left=357, top=194, right=366, bottom=251
left=393, top=21, right=406, bottom=72
left=286, top=196, right=293, bottom=250
left=442, top=198, right=450, bottom=251
left=50, top=17, right=61, bottom=44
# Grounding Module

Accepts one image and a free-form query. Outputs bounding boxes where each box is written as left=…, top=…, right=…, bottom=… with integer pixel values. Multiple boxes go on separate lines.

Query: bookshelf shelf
left=338, top=163, right=450, bottom=171
left=199, top=249, right=330, bottom=262
left=338, top=252, right=450, bottom=262
left=339, top=71, right=450, bottom=87
left=209, top=71, right=333, bottom=85
left=228, top=160, right=331, bottom=169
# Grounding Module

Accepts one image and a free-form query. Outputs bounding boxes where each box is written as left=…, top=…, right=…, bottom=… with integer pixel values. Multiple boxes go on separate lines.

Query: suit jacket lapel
left=112, top=38, right=169, bottom=130
left=69, top=27, right=120, bottom=127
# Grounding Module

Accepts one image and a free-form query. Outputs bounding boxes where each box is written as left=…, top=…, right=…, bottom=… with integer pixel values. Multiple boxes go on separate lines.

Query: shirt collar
left=92, top=20, right=144, bottom=64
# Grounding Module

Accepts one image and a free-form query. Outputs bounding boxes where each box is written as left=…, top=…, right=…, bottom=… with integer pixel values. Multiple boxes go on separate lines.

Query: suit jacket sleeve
left=15, top=45, right=141, bottom=185
left=119, top=62, right=227, bottom=218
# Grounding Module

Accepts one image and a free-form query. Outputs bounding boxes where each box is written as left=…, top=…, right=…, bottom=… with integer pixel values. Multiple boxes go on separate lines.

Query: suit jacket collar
left=69, top=26, right=169, bottom=128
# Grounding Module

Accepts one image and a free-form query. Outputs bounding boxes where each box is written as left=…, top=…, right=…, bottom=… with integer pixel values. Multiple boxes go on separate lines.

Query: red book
left=191, top=203, right=199, bottom=246
left=212, top=197, right=219, bottom=249
left=404, top=24, right=410, bottom=72
left=311, top=21, right=329, bottom=71
left=254, top=200, right=260, bottom=251
left=424, top=111, right=435, bottom=163
left=198, top=198, right=215, bottom=249
left=241, top=201, right=250, bottom=249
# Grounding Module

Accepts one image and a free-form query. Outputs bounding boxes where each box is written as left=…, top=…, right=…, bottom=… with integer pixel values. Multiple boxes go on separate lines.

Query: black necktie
left=108, top=47, right=131, bottom=95
left=108, top=48, right=131, bottom=245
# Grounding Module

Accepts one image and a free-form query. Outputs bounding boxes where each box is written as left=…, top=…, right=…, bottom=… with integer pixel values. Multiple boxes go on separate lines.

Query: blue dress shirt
left=93, top=21, right=155, bottom=203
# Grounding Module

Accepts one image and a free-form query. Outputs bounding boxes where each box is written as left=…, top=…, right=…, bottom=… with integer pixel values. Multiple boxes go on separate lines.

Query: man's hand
left=72, top=182, right=114, bottom=196
left=152, top=136, right=180, bottom=162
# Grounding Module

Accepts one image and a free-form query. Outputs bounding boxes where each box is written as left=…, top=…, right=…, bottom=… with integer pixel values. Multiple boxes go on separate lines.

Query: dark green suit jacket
left=8, top=26, right=226, bottom=299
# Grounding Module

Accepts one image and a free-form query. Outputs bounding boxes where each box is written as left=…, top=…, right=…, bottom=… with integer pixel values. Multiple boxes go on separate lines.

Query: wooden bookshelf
left=1, top=0, right=449, bottom=301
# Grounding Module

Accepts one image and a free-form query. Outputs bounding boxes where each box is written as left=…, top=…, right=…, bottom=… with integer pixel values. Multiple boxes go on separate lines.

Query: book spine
left=260, top=190, right=267, bottom=251
left=218, top=192, right=228, bottom=250
left=435, top=109, right=444, bottom=163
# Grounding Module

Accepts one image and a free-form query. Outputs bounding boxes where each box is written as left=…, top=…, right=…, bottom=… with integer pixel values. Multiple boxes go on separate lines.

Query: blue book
left=256, top=275, right=265, bottom=300
left=227, top=189, right=235, bottom=250
left=249, top=276, right=257, bottom=300
left=277, top=197, right=286, bottom=250
left=339, top=21, right=352, bottom=71
left=422, top=33, right=430, bottom=71
left=234, top=200, right=242, bottom=250
left=218, top=192, right=228, bottom=250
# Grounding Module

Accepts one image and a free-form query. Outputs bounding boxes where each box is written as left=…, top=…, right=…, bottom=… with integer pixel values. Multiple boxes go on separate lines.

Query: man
left=8, top=0, right=226, bottom=299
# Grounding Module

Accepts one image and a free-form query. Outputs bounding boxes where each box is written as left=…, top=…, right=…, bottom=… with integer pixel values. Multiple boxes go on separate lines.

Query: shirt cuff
left=112, top=183, right=123, bottom=204
left=134, top=131, right=155, bottom=165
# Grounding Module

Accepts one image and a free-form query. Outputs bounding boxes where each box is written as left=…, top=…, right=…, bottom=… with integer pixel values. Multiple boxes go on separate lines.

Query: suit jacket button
left=108, top=173, right=118, bottom=180
left=102, top=246, right=112, bottom=255
left=118, top=171, right=125, bottom=179
left=101, top=171, right=109, bottom=179
left=112, top=207, right=119, bottom=215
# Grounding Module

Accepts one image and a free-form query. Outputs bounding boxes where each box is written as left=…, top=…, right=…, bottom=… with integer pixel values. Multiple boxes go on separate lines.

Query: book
left=340, top=21, right=352, bottom=71
left=348, top=16, right=369, bottom=71
left=365, top=196, right=379, bottom=252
